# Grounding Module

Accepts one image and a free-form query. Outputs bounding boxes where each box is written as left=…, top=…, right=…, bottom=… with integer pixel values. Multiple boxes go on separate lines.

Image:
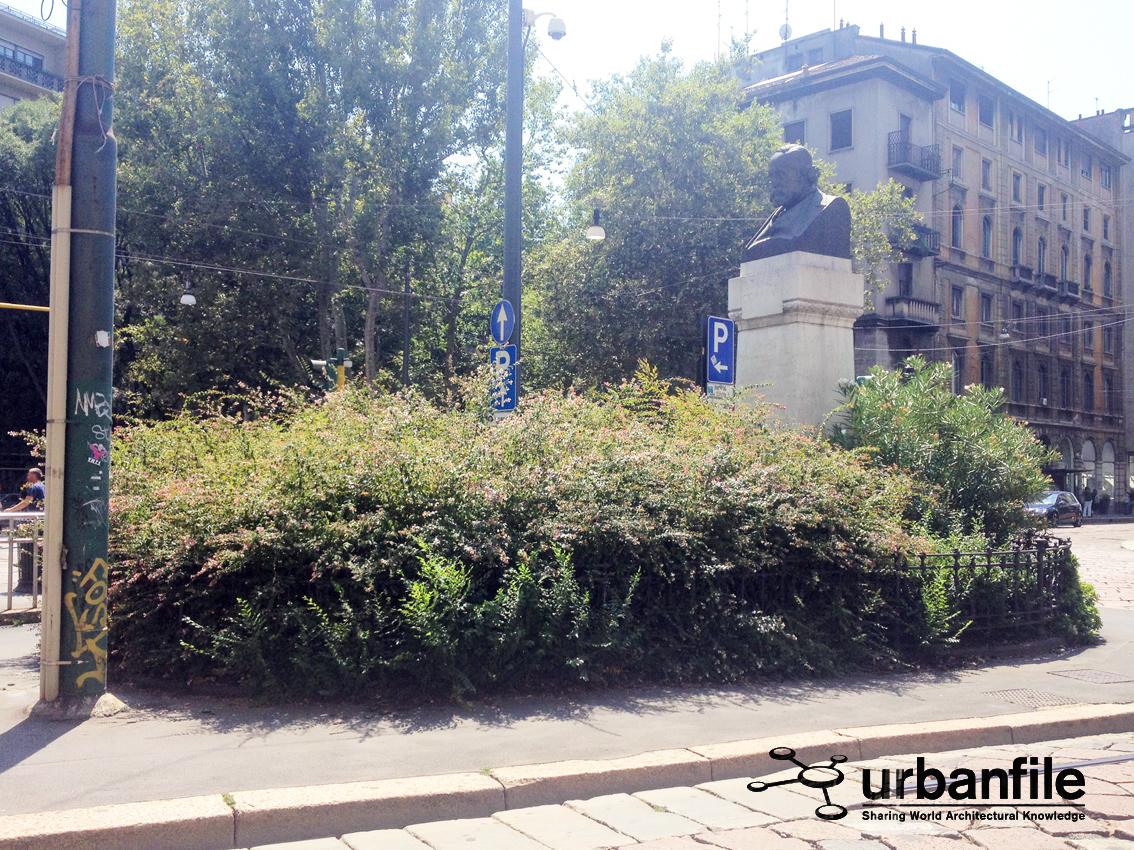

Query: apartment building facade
left=0, top=2, right=64, bottom=108
left=742, top=25, right=1130, bottom=501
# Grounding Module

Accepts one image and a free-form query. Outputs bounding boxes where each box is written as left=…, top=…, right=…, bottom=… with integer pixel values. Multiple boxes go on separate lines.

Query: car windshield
left=1030, top=492, right=1060, bottom=506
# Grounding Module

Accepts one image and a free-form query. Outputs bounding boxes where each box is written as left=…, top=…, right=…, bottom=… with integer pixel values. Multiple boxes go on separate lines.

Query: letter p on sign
left=704, top=316, right=735, bottom=386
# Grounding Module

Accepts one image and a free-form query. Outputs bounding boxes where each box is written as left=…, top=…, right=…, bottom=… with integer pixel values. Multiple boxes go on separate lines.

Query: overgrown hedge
left=106, top=372, right=1091, bottom=699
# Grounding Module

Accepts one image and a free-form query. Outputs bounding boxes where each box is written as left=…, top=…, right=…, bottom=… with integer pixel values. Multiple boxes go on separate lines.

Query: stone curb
left=1, top=702, right=1131, bottom=849
left=0, top=608, right=40, bottom=626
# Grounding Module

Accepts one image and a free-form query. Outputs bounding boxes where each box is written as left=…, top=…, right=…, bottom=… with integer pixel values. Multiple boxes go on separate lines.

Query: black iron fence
left=584, top=535, right=1073, bottom=653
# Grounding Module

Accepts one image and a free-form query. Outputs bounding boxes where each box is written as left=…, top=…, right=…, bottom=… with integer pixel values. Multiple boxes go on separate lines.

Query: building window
left=980, top=356, right=994, bottom=388
left=1083, top=320, right=1094, bottom=352
left=1011, top=360, right=1023, bottom=403
left=1104, top=326, right=1115, bottom=355
left=1061, top=194, right=1068, bottom=221
left=981, top=215, right=993, bottom=258
left=1011, top=300, right=1024, bottom=333
left=1101, top=163, right=1112, bottom=189
left=1061, top=314, right=1072, bottom=345
left=979, top=95, right=995, bottom=127
left=1060, top=367, right=1071, bottom=407
left=1104, top=375, right=1115, bottom=414
left=1012, top=228, right=1023, bottom=266
left=952, top=352, right=965, bottom=395
left=1012, top=173, right=1022, bottom=202
left=830, top=109, right=852, bottom=150
left=1057, top=139, right=1070, bottom=166
left=807, top=47, right=823, bottom=64
left=897, top=263, right=913, bottom=297
left=1084, top=370, right=1095, bottom=411
left=952, top=146, right=964, bottom=181
left=783, top=121, right=805, bottom=145
left=951, top=286, right=964, bottom=318
left=1083, top=254, right=1093, bottom=290
left=1035, top=128, right=1048, bottom=156
left=981, top=159, right=992, bottom=190
left=1037, top=364, right=1049, bottom=405
left=1037, top=309, right=1050, bottom=341
left=1081, top=154, right=1093, bottom=179
left=1037, top=238, right=1047, bottom=275
left=950, top=80, right=966, bottom=113
left=980, top=293, right=993, bottom=326
left=1103, top=215, right=1110, bottom=241
left=952, top=204, right=964, bottom=248
left=1104, top=262, right=1113, bottom=298
left=1007, top=110, right=1023, bottom=142
left=1038, top=184, right=1046, bottom=211
left=786, top=53, right=804, bottom=72
left=1083, top=207, right=1091, bottom=232
left=1060, top=245, right=1069, bottom=280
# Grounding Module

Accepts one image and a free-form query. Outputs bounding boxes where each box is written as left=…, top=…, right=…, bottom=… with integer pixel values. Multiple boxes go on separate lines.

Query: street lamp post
left=503, top=3, right=564, bottom=405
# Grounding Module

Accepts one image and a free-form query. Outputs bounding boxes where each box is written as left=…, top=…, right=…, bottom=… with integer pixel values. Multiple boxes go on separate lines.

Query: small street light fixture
left=586, top=208, right=606, bottom=241
left=179, top=280, right=197, bottom=307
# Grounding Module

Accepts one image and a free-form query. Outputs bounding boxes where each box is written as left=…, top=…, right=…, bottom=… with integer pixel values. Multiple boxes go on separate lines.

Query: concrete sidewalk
left=2, top=709, right=1133, bottom=849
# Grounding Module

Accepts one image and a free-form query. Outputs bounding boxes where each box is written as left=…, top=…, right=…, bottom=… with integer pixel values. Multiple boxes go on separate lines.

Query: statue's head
left=768, top=144, right=821, bottom=209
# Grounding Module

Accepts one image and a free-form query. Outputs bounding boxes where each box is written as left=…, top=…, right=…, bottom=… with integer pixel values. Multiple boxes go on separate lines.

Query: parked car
left=1025, top=491, right=1083, bottom=527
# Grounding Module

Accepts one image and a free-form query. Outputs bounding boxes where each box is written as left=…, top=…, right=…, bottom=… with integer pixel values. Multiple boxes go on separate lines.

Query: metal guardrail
left=2, top=511, right=42, bottom=611
left=0, top=2, right=66, bottom=37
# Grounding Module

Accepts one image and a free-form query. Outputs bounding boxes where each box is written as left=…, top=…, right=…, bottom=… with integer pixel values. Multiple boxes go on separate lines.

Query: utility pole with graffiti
left=39, top=0, right=118, bottom=710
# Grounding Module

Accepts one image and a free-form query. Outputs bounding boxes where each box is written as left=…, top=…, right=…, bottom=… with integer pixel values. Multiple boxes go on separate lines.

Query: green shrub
left=833, top=356, right=1058, bottom=542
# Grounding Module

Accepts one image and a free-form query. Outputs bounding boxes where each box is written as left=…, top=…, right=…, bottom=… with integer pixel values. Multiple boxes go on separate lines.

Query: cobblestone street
left=240, top=731, right=1134, bottom=850
left=1059, top=525, right=1134, bottom=611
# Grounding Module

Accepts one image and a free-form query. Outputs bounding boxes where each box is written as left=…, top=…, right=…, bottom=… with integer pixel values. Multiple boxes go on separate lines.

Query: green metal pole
left=58, top=0, right=116, bottom=701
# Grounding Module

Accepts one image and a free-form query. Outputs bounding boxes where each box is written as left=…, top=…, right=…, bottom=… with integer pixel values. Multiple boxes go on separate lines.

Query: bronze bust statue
left=742, top=144, right=852, bottom=263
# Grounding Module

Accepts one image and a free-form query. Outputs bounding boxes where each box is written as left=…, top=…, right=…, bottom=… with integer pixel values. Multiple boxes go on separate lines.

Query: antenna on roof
left=780, top=0, right=791, bottom=42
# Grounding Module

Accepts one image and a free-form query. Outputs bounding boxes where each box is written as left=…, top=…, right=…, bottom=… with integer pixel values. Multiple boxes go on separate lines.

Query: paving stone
left=965, top=826, right=1078, bottom=848
left=1080, top=795, right=1134, bottom=820
left=696, top=826, right=814, bottom=849
left=566, top=793, right=704, bottom=842
left=494, top=804, right=630, bottom=850
left=1084, top=764, right=1134, bottom=784
left=769, top=819, right=865, bottom=842
left=696, top=779, right=816, bottom=820
left=883, top=838, right=974, bottom=849
left=341, top=829, right=433, bottom=850
left=406, top=816, right=549, bottom=849
left=851, top=808, right=959, bottom=837
left=816, top=841, right=890, bottom=850
left=613, top=838, right=706, bottom=850
left=634, top=786, right=777, bottom=830
left=251, top=840, right=348, bottom=850
left=1067, top=839, right=1134, bottom=850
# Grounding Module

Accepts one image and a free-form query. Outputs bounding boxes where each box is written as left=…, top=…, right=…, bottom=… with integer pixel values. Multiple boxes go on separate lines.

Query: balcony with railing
left=1058, top=279, right=1080, bottom=302
left=887, top=132, right=943, bottom=182
left=885, top=296, right=941, bottom=327
left=906, top=224, right=941, bottom=257
left=0, top=53, right=64, bottom=92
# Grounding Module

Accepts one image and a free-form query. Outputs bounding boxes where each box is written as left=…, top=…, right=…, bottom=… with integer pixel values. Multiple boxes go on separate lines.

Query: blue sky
left=13, top=0, right=1132, bottom=122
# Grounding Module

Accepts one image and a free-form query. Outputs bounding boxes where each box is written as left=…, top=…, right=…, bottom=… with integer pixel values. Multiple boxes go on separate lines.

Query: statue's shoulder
left=818, top=191, right=850, bottom=212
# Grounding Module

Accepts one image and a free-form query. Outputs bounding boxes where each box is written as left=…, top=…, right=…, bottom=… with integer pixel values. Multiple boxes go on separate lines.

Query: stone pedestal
left=727, top=251, right=863, bottom=428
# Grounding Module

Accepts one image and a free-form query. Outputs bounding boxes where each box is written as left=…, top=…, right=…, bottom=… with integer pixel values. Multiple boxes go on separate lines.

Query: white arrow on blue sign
left=491, top=300, right=516, bottom=345
left=490, top=344, right=518, bottom=411
left=705, top=315, right=735, bottom=385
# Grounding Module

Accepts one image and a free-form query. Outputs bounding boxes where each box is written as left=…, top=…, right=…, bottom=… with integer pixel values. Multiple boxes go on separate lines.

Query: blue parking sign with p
left=705, top=316, right=735, bottom=385
left=490, top=344, right=518, bottom=411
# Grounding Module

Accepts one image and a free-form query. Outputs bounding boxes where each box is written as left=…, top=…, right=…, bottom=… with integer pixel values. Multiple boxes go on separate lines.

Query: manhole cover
left=1049, top=669, right=1134, bottom=684
left=985, top=689, right=1080, bottom=707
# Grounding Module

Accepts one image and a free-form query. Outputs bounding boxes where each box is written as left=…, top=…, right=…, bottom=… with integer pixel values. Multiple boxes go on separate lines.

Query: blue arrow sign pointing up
left=491, top=300, right=516, bottom=345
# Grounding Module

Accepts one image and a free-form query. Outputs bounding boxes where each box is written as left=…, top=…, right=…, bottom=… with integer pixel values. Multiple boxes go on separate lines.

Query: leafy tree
left=834, top=356, right=1058, bottom=541
left=0, top=99, right=57, bottom=478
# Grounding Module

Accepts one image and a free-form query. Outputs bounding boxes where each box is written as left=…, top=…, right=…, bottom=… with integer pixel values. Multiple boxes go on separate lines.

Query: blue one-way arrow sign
left=491, top=300, right=516, bottom=345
